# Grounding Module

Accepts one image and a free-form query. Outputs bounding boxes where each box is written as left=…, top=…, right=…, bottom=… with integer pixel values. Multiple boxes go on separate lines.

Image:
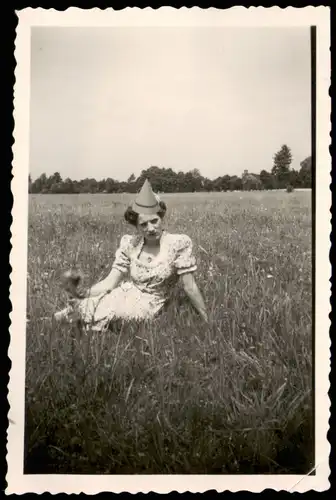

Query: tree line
left=29, top=145, right=312, bottom=194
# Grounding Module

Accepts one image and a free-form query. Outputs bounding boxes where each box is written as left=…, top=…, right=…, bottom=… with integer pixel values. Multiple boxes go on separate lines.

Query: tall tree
left=229, top=176, right=242, bottom=191
left=288, top=169, right=300, bottom=188
left=51, top=172, right=62, bottom=184
left=62, top=178, right=75, bottom=193
left=299, top=156, right=312, bottom=188
left=271, top=144, right=292, bottom=188
left=213, top=175, right=230, bottom=192
left=31, top=173, right=48, bottom=193
left=105, top=177, right=117, bottom=193
left=259, top=169, right=275, bottom=190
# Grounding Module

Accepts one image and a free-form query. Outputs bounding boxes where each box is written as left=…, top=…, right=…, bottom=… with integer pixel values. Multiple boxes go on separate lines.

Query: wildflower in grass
left=55, top=179, right=208, bottom=329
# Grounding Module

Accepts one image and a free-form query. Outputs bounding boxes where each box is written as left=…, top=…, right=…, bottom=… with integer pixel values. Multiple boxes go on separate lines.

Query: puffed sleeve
left=111, top=235, right=132, bottom=274
left=174, top=235, right=197, bottom=276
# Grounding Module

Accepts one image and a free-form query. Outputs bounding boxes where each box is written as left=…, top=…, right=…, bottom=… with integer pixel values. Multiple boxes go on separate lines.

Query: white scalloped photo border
left=8, top=6, right=331, bottom=494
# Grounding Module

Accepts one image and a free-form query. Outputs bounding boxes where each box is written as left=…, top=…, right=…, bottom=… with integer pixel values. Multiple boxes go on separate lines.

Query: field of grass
left=25, top=190, right=313, bottom=474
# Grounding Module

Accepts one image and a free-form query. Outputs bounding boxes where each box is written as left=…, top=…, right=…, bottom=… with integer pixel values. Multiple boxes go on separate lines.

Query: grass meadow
left=25, top=190, right=313, bottom=474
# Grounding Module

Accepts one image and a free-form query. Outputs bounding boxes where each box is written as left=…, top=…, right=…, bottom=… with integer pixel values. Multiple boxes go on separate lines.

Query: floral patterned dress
left=74, top=231, right=197, bottom=330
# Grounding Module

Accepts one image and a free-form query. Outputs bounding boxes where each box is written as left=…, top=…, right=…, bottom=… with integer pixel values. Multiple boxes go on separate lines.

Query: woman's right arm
left=64, top=267, right=124, bottom=299
left=81, top=268, right=124, bottom=298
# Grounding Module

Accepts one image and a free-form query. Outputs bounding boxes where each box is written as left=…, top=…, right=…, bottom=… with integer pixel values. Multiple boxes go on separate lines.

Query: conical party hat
left=132, top=179, right=160, bottom=215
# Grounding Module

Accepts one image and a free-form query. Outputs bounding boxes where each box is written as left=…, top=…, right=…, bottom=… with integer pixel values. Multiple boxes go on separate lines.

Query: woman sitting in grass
left=55, top=179, right=208, bottom=331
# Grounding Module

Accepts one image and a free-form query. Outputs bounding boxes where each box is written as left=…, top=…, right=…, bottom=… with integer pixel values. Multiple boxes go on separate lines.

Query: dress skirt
left=77, top=281, right=165, bottom=330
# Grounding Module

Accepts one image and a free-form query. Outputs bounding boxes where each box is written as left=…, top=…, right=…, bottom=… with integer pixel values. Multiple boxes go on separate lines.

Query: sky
left=29, top=26, right=311, bottom=181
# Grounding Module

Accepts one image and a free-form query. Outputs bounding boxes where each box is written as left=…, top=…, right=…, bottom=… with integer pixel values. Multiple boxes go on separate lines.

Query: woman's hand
left=199, top=309, right=209, bottom=323
left=196, top=305, right=209, bottom=323
left=180, top=272, right=209, bottom=323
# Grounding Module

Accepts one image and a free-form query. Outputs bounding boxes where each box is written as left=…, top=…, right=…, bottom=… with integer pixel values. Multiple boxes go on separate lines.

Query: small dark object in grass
left=60, top=269, right=84, bottom=292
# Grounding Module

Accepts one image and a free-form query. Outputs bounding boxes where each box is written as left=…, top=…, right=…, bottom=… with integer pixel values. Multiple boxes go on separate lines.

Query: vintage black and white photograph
left=8, top=7, right=330, bottom=494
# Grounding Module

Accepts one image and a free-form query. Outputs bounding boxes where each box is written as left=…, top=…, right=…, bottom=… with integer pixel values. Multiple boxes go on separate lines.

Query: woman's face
left=137, top=213, right=163, bottom=242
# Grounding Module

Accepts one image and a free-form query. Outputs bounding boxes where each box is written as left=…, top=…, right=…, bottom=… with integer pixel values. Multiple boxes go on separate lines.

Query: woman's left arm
left=180, top=272, right=208, bottom=322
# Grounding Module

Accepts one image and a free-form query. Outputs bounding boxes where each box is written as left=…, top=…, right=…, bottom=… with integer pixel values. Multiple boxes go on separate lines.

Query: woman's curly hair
left=124, top=200, right=167, bottom=227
